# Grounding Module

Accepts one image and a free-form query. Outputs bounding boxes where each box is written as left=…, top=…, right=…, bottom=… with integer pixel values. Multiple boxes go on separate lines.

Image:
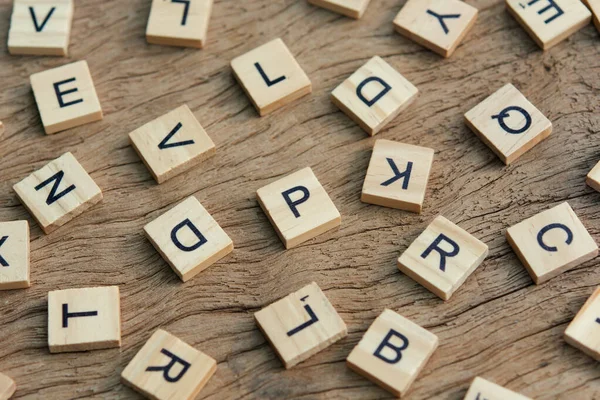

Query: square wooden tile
left=398, top=216, right=488, bottom=300
left=256, top=167, right=341, bottom=249
left=231, top=38, right=312, bottom=116
left=331, top=56, right=418, bottom=136
left=506, top=202, right=598, bottom=284
left=564, top=287, right=600, bottom=360
left=13, top=152, right=103, bottom=234
left=144, top=196, right=233, bottom=282
left=48, top=286, right=121, bottom=353
left=583, top=0, right=600, bottom=30
left=122, top=329, right=216, bottom=400
left=146, top=0, right=213, bottom=48
left=254, top=282, right=347, bottom=369
left=464, top=377, right=532, bottom=400
left=307, top=0, right=372, bottom=19
left=506, top=0, right=591, bottom=50
left=586, top=160, right=600, bottom=192
left=8, top=0, right=74, bottom=56
left=0, top=372, right=16, bottom=400
left=361, top=139, right=434, bottom=213
left=393, top=0, right=478, bottom=58
left=30, top=60, right=103, bottom=134
left=346, top=309, right=438, bottom=397
left=464, top=83, right=552, bottom=165
left=129, top=104, right=216, bottom=184
left=0, top=221, right=30, bottom=291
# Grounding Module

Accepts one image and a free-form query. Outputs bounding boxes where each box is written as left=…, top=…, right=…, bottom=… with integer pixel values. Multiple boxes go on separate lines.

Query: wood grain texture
left=0, top=0, right=598, bottom=398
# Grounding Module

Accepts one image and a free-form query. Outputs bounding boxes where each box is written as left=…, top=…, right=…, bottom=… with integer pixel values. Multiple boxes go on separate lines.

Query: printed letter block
left=398, top=216, right=488, bottom=300
left=0, top=221, right=30, bottom=290
left=586, top=160, right=600, bottom=192
left=30, top=60, right=103, bottom=134
left=122, top=329, right=216, bottom=400
left=254, top=282, right=347, bottom=369
left=8, top=0, right=74, bottom=56
left=506, top=202, right=598, bottom=284
left=48, top=286, right=121, bottom=353
left=361, top=140, right=434, bottom=213
left=146, top=0, right=213, bottom=48
left=307, top=0, right=372, bottom=19
left=465, top=83, right=552, bottom=165
left=506, top=0, right=591, bottom=50
left=129, top=105, right=216, bottom=184
left=464, top=377, right=532, bottom=400
left=347, top=309, right=438, bottom=397
left=583, top=0, right=600, bottom=30
left=13, top=152, right=103, bottom=234
left=565, top=287, right=600, bottom=360
left=0, top=373, right=16, bottom=400
left=393, top=0, right=478, bottom=58
left=231, top=38, right=311, bottom=116
left=257, top=167, right=341, bottom=249
left=144, top=196, right=233, bottom=282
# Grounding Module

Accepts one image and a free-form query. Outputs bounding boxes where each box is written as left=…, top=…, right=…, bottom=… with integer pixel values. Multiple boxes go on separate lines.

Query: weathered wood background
left=0, top=0, right=599, bottom=398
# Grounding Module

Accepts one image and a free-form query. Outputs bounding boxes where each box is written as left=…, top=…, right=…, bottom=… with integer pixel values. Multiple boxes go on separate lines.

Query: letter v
left=158, top=122, right=195, bottom=149
left=29, top=6, right=56, bottom=32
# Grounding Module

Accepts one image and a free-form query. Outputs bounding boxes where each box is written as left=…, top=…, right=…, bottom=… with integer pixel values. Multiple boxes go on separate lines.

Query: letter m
left=35, top=171, right=76, bottom=205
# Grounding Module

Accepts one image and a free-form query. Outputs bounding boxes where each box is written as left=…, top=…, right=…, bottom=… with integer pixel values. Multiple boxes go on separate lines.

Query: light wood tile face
left=257, top=167, right=341, bottom=249
left=254, top=282, right=347, bottom=369
left=231, top=38, right=312, bottom=116
left=464, top=377, right=532, bottom=400
left=583, top=0, right=600, bottom=30
left=129, top=105, right=216, bottom=184
left=48, top=286, right=121, bottom=353
left=393, top=0, right=478, bottom=58
left=146, top=0, right=213, bottom=48
left=8, top=0, right=73, bottom=56
left=346, top=309, right=438, bottom=397
left=586, top=160, right=600, bottom=192
left=506, top=0, right=591, bottom=50
left=0, top=221, right=30, bottom=291
left=464, top=83, right=552, bottom=165
left=506, top=202, right=598, bottom=284
left=361, top=139, right=434, bottom=213
left=122, top=329, right=216, bottom=400
left=13, top=152, right=103, bottom=234
left=0, top=121, right=4, bottom=138
left=307, top=0, right=371, bottom=19
left=30, top=60, right=103, bottom=134
left=331, top=56, right=418, bottom=136
left=144, top=196, right=233, bottom=282
left=564, top=287, right=600, bottom=360
left=398, top=216, right=488, bottom=300
left=0, top=372, right=16, bottom=400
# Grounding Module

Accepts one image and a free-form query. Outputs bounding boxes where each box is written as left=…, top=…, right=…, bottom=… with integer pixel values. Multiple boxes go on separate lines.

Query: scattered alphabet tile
left=398, top=216, right=488, bottom=300
left=331, top=56, right=418, bottom=136
left=231, top=38, right=312, bottom=116
left=144, top=196, right=233, bottom=282
left=564, top=287, right=600, bottom=360
left=254, top=282, right=347, bottom=369
left=48, top=286, right=121, bottom=353
left=583, top=0, right=600, bottom=30
left=506, top=0, right=591, bottom=50
left=257, top=167, right=341, bottom=249
left=506, top=202, right=598, bottom=284
left=464, top=83, right=552, bottom=165
left=346, top=309, right=438, bottom=397
left=129, top=105, right=216, bottom=184
left=393, top=0, right=478, bottom=58
left=13, top=152, right=102, bottom=234
left=361, top=139, right=434, bottom=213
left=307, top=0, right=372, bottom=19
left=464, top=377, right=532, bottom=400
left=8, top=0, right=74, bottom=56
left=0, top=221, right=30, bottom=291
left=0, top=372, right=16, bottom=400
left=586, top=160, right=600, bottom=192
left=146, top=0, right=213, bottom=48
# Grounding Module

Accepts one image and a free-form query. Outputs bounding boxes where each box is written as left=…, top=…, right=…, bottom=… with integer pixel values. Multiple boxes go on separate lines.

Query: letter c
left=537, top=223, right=573, bottom=252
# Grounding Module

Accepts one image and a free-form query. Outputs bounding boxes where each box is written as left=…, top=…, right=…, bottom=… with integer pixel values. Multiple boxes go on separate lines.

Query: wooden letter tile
left=331, top=56, right=418, bottom=136
left=0, top=221, right=30, bottom=290
left=393, top=0, right=478, bottom=58
left=231, top=38, right=312, bottom=116
left=564, top=287, right=600, bottom=360
left=122, top=330, right=216, bottom=400
left=257, top=167, right=341, bottom=249
left=346, top=309, right=438, bottom=397
left=30, top=60, right=103, bottom=134
left=144, top=196, right=233, bottom=282
left=0, top=372, right=16, bottom=400
left=506, top=0, right=591, bottom=50
left=465, top=83, right=552, bottom=165
left=464, top=377, right=532, bottom=400
left=146, top=0, right=213, bottom=48
left=48, top=286, right=121, bottom=353
left=129, top=104, right=216, bottom=184
left=506, top=202, right=598, bottom=284
left=361, top=140, right=434, bottom=213
left=398, top=216, right=488, bottom=300
left=583, top=0, right=600, bottom=30
left=586, top=160, right=600, bottom=192
left=13, top=152, right=103, bottom=234
left=8, top=0, right=73, bottom=56
left=307, top=0, right=372, bottom=19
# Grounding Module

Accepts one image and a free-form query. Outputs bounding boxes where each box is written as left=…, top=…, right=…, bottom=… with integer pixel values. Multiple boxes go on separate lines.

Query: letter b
left=373, top=329, right=409, bottom=364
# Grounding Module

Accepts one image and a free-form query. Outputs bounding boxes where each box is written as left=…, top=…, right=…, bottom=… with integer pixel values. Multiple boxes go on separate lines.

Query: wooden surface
left=0, top=0, right=599, bottom=399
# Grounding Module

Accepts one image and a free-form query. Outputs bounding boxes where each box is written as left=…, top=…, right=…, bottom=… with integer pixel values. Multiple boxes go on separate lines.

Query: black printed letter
left=158, top=122, right=195, bottom=149
left=373, top=329, right=409, bottom=364
left=356, top=77, right=391, bottom=107
left=0, top=236, right=8, bottom=267
left=29, top=6, right=56, bottom=32
left=62, top=303, right=98, bottom=328
left=35, top=170, right=76, bottom=205
left=146, top=349, right=191, bottom=383
left=537, top=223, right=573, bottom=252
left=171, top=219, right=207, bottom=252
left=172, top=0, right=190, bottom=25
left=281, top=186, right=310, bottom=218
left=381, top=158, right=412, bottom=189
left=53, top=78, right=83, bottom=108
left=426, top=10, right=461, bottom=34
left=521, top=0, right=564, bottom=24
left=421, top=233, right=460, bottom=272
left=255, top=63, right=286, bottom=87
left=287, top=295, right=319, bottom=336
